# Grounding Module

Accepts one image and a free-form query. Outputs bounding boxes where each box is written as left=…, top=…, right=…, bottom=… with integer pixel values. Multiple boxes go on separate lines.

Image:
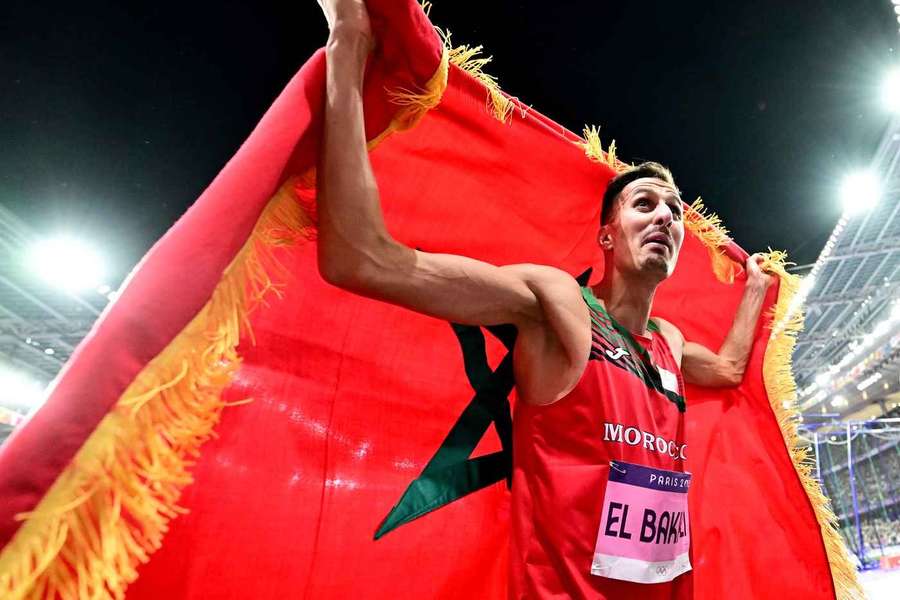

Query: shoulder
left=502, top=264, right=584, bottom=308
left=508, top=265, right=591, bottom=405
left=502, top=263, right=579, bottom=288
left=650, top=316, right=685, bottom=365
left=651, top=317, right=682, bottom=339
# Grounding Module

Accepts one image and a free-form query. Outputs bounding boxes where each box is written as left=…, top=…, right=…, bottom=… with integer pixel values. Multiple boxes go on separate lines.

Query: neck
left=592, top=266, right=660, bottom=336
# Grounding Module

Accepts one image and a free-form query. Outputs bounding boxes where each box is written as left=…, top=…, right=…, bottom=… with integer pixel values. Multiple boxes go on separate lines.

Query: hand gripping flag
left=0, top=1, right=863, bottom=598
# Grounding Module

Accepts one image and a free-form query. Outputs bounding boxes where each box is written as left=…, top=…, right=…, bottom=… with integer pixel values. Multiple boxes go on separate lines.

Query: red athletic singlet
left=510, top=287, right=693, bottom=600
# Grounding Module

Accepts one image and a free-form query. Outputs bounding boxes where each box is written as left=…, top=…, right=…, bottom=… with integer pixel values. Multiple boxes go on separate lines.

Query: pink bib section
left=592, top=461, right=691, bottom=583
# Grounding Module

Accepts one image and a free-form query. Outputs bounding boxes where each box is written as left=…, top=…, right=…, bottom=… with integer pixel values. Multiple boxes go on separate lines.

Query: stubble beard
left=639, top=251, right=672, bottom=281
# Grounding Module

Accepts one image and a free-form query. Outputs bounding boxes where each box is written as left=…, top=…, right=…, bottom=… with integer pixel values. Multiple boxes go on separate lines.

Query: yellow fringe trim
left=580, top=125, right=629, bottom=172
left=440, top=29, right=513, bottom=123
left=683, top=198, right=737, bottom=284
left=0, top=179, right=313, bottom=600
left=760, top=252, right=864, bottom=600
left=384, top=47, right=449, bottom=128
left=373, top=45, right=451, bottom=149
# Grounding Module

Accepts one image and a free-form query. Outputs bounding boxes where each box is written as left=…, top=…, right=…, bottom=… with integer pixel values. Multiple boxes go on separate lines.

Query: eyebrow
left=631, top=185, right=683, bottom=201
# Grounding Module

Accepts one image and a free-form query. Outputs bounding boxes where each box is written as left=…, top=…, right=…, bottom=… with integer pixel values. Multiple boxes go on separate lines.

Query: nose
left=652, top=203, right=674, bottom=228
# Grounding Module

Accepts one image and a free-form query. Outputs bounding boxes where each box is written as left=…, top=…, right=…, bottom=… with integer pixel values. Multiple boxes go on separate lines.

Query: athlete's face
left=599, top=177, right=684, bottom=279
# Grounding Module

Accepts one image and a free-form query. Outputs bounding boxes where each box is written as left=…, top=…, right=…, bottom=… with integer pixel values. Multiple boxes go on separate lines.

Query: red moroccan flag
left=0, top=1, right=862, bottom=599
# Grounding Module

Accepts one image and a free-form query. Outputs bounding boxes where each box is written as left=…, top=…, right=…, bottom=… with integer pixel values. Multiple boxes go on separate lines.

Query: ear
left=597, top=224, right=613, bottom=250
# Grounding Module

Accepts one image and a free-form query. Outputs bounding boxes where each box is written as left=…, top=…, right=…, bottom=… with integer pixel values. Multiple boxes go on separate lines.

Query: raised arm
left=656, top=254, right=774, bottom=388
left=314, top=0, right=590, bottom=404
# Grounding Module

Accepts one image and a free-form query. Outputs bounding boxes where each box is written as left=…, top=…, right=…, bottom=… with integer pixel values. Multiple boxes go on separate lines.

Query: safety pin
left=609, top=461, right=627, bottom=474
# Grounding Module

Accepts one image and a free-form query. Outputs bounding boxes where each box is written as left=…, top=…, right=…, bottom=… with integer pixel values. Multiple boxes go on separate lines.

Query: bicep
left=351, top=245, right=546, bottom=327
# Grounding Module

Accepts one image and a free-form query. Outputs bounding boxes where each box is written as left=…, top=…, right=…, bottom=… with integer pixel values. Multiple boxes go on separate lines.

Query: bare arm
left=656, top=254, right=774, bottom=388
left=315, top=1, right=589, bottom=404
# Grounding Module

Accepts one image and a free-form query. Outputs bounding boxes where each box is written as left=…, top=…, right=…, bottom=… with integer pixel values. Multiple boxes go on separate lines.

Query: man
left=316, top=0, right=772, bottom=598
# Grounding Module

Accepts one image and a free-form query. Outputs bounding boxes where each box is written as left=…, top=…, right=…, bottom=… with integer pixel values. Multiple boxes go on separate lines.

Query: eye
left=669, top=203, right=683, bottom=220
left=635, top=197, right=651, bottom=209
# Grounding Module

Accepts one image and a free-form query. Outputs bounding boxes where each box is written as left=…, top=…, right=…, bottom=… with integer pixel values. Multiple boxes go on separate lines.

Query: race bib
left=591, top=461, right=692, bottom=583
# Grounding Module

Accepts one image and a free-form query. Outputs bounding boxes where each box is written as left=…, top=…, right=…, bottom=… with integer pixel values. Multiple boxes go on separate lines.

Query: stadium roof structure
left=0, top=204, right=110, bottom=441
left=793, top=117, right=900, bottom=424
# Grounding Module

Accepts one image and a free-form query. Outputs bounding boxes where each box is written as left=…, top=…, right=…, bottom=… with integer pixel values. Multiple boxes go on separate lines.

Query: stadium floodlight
left=885, top=68, right=900, bottom=112
left=28, top=236, right=106, bottom=292
left=839, top=170, right=880, bottom=215
left=830, top=395, right=848, bottom=408
left=0, top=365, right=44, bottom=410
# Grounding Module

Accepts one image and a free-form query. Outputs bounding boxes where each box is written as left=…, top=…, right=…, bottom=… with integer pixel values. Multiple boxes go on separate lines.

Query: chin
left=640, top=254, right=670, bottom=275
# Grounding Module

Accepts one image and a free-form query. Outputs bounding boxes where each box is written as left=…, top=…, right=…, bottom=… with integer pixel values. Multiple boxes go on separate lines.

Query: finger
left=753, top=256, right=775, bottom=276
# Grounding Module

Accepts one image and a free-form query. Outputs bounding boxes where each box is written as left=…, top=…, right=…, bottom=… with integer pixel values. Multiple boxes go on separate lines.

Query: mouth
left=642, top=232, right=672, bottom=253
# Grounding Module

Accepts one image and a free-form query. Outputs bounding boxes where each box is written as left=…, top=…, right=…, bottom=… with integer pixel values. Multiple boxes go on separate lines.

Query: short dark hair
left=600, top=162, right=677, bottom=225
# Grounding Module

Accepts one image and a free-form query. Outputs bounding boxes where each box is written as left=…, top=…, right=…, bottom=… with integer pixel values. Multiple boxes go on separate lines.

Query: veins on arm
left=660, top=277, right=770, bottom=388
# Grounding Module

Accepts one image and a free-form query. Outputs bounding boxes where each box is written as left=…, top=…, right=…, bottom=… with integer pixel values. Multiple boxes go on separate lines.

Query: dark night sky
left=2, top=1, right=897, bottom=284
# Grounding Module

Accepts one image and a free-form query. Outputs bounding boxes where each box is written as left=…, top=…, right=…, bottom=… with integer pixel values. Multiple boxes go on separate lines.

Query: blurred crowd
left=815, top=409, right=900, bottom=557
